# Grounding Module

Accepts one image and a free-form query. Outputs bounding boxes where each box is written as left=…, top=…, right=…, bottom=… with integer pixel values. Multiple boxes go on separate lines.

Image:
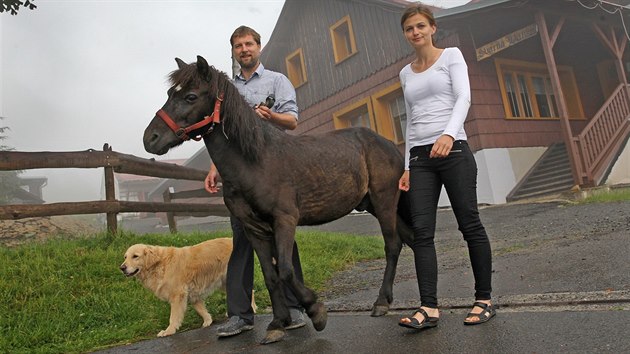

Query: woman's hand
left=399, top=170, right=410, bottom=191
left=430, top=134, right=454, bottom=158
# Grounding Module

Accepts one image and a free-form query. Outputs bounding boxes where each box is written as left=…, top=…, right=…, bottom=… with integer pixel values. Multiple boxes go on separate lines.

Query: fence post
left=103, top=144, right=118, bottom=234
left=163, top=188, right=178, bottom=233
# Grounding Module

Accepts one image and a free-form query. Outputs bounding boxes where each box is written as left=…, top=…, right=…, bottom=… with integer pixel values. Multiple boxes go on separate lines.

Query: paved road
left=99, top=200, right=630, bottom=353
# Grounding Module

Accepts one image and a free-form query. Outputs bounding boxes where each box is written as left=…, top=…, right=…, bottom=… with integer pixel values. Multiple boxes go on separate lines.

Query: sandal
left=398, top=308, right=439, bottom=330
left=464, top=301, right=496, bottom=325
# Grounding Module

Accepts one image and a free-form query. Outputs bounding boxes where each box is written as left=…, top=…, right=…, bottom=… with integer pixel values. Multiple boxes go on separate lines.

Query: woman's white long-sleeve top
left=400, top=47, right=471, bottom=169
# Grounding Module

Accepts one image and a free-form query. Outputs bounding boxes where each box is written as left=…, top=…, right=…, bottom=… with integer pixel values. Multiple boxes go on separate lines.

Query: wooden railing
left=572, top=84, right=630, bottom=186
left=161, top=187, right=226, bottom=233
left=0, top=144, right=227, bottom=233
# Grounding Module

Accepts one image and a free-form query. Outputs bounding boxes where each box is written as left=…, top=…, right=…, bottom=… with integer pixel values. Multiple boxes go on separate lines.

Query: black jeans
left=408, top=140, right=492, bottom=308
left=226, top=217, right=304, bottom=323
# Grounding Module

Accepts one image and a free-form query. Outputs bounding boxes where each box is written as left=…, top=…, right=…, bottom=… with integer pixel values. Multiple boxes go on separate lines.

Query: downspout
left=535, top=11, right=584, bottom=187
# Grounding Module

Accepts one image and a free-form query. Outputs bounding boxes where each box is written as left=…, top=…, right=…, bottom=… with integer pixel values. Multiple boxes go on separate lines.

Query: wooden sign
left=476, top=24, right=538, bottom=61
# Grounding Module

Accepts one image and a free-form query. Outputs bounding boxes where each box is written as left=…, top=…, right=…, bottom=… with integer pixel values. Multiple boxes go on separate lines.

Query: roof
left=434, top=0, right=513, bottom=18
left=12, top=187, right=45, bottom=204
left=19, top=176, right=48, bottom=186
left=147, top=148, right=210, bottom=200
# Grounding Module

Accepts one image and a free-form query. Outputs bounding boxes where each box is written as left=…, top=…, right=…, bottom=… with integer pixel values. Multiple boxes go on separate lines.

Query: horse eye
left=185, top=94, right=198, bottom=102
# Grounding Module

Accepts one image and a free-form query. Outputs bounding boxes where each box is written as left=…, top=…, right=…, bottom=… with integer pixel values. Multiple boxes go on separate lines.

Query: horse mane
left=168, top=62, right=286, bottom=163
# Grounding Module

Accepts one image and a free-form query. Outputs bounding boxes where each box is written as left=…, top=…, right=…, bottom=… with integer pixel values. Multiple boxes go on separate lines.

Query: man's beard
left=238, top=57, right=259, bottom=70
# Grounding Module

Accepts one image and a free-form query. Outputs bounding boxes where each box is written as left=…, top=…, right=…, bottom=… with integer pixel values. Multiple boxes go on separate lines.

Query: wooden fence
left=0, top=144, right=228, bottom=234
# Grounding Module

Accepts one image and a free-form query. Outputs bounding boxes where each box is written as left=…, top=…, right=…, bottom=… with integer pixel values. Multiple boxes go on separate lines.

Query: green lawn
left=0, top=230, right=384, bottom=354
left=576, top=186, right=630, bottom=204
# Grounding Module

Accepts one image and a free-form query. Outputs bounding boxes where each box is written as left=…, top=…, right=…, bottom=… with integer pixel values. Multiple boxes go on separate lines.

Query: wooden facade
left=255, top=0, right=630, bottom=204
left=262, top=0, right=416, bottom=135
left=169, top=0, right=630, bottom=205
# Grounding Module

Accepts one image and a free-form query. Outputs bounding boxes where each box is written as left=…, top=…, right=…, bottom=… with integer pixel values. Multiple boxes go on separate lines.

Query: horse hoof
left=309, top=302, right=328, bottom=331
left=371, top=304, right=389, bottom=317
left=261, top=329, right=286, bottom=344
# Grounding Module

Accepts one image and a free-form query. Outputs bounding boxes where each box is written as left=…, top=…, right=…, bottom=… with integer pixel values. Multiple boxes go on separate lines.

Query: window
left=330, top=15, right=358, bottom=64
left=531, top=76, right=558, bottom=117
left=333, top=97, right=375, bottom=130
left=371, top=82, right=406, bottom=144
left=348, top=109, right=371, bottom=128
left=495, top=58, right=584, bottom=119
left=389, top=95, right=407, bottom=143
left=333, top=83, right=408, bottom=145
left=285, top=48, right=307, bottom=88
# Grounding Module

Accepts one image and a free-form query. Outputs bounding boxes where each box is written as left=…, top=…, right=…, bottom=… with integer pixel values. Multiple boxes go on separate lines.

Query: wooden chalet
left=10, top=177, right=47, bottom=204
left=256, top=0, right=630, bottom=204
left=160, top=0, right=630, bottom=207
left=112, top=158, right=188, bottom=219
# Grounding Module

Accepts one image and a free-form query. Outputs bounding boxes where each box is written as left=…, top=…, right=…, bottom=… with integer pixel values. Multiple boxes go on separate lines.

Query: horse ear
left=175, top=57, right=187, bottom=69
left=196, top=55, right=210, bottom=81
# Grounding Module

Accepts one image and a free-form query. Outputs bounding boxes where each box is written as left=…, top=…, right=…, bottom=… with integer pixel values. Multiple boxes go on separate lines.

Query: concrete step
left=508, top=143, right=572, bottom=201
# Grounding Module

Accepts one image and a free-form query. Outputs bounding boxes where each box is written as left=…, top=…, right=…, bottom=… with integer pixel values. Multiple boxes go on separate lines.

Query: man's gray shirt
left=233, top=63, right=299, bottom=120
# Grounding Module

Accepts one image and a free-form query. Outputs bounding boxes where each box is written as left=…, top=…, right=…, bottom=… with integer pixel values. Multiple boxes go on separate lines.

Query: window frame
left=333, top=97, right=375, bottom=130
left=371, top=82, right=406, bottom=144
left=285, top=48, right=307, bottom=88
left=329, top=15, right=358, bottom=64
left=495, top=58, right=584, bottom=120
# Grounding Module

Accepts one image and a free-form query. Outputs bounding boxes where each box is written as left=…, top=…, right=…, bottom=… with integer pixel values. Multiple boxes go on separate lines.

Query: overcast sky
left=0, top=0, right=469, bottom=203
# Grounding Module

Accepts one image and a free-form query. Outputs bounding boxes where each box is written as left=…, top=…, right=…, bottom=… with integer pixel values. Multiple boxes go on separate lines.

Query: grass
left=0, top=229, right=384, bottom=354
left=575, top=186, right=630, bottom=204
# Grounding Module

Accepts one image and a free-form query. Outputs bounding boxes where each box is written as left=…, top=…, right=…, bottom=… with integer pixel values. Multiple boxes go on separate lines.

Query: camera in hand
left=257, top=94, right=275, bottom=109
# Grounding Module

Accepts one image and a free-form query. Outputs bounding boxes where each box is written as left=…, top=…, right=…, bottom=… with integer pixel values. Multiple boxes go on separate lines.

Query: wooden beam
left=592, top=23, right=618, bottom=57
left=170, top=188, right=222, bottom=199
left=536, top=11, right=583, bottom=185
left=163, top=188, right=177, bottom=233
left=549, top=17, right=565, bottom=47
left=0, top=149, right=208, bottom=181
left=103, top=144, right=118, bottom=234
left=591, top=24, right=628, bottom=87
left=0, top=150, right=110, bottom=170
left=0, top=200, right=229, bottom=220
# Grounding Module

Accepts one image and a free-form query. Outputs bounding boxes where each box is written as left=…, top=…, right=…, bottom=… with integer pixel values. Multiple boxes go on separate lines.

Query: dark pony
left=144, top=56, right=413, bottom=344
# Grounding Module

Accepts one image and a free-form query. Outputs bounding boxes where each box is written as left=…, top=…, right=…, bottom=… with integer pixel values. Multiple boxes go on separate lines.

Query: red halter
left=156, top=93, right=224, bottom=141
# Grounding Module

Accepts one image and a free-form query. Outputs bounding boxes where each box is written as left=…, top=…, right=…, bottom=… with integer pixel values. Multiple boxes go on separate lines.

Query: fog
left=0, top=0, right=468, bottom=203
left=1, top=0, right=286, bottom=202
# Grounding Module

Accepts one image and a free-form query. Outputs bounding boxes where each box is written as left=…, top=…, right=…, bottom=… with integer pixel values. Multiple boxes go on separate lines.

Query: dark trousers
left=407, top=140, right=492, bottom=308
left=226, top=217, right=304, bottom=324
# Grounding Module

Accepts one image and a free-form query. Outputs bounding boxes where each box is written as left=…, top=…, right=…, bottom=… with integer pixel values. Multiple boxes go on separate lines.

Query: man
left=204, top=25, right=305, bottom=338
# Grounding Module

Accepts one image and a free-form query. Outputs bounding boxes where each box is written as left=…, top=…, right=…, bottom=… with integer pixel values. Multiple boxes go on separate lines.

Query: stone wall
left=0, top=216, right=100, bottom=247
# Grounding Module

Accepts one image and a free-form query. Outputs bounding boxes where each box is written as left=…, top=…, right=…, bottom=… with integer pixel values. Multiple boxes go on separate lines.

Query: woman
left=397, top=4, right=495, bottom=330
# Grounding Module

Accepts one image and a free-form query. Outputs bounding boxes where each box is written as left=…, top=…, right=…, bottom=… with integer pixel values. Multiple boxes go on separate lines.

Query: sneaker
left=286, top=307, right=306, bottom=330
left=216, top=316, right=254, bottom=338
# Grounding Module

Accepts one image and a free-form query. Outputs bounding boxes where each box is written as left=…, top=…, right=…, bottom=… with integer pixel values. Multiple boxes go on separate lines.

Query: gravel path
left=318, top=200, right=630, bottom=306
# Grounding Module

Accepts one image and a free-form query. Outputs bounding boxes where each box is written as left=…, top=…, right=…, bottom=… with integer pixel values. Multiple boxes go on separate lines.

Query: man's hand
left=204, top=164, right=220, bottom=194
left=254, top=105, right=272, bottom=120
left=253, top=105, right=297, bottom=130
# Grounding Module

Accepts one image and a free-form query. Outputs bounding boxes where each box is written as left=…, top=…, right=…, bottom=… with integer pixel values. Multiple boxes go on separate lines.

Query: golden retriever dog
left=120, top=237, right=233, bottom=337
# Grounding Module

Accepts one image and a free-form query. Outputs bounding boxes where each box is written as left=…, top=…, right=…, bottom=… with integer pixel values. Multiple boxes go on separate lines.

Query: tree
left=1, top=0, right=37, bottom=15
left=0, top=119, right=22, bottom=204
